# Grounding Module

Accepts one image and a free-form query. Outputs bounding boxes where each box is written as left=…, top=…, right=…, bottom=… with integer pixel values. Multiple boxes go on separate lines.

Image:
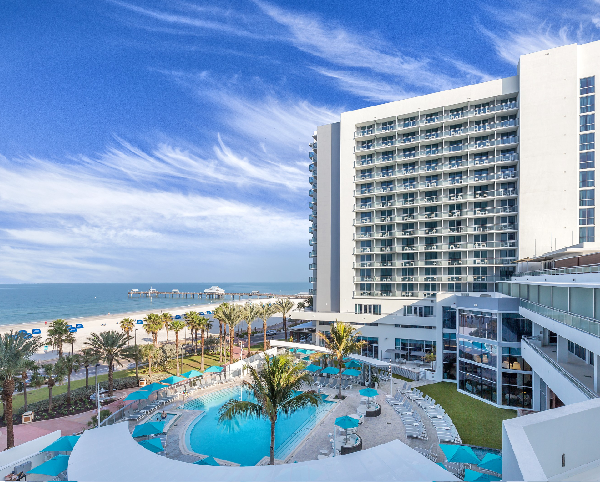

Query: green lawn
left=392, top=373, right=413, bottom=383
left=418, top=382, right=516, bottom=449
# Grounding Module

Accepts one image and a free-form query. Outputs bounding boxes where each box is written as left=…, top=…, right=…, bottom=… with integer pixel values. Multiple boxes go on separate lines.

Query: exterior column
left=542, top=327, right=550, bottom=346
left=594, top=354, right=600, bottom=394
left=557, top=335, right=569, bottom=363
left=532, top=371, right=541, bottom=411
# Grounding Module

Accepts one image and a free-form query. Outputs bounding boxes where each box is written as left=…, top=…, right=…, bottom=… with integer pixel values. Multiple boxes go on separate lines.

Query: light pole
left=134, top=329, right=139, bottom=383
left=95, top=363, right=101, bottom=428
left=389, top=362, right=393, bottom=397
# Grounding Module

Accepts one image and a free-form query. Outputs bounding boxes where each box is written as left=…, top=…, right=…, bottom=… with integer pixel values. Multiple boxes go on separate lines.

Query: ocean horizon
left=0, top=282, right=310, bottom=325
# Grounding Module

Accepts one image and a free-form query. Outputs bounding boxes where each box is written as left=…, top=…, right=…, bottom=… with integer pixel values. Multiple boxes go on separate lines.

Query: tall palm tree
left=220, top=304, right=246, bottom=364
left=143, top=313, right=163, bottom=347
left=275, top=298, right=295, bottom=341
left=85, top=331, right=130, bottom=397
left=184, top=311, right=200, bottom=353
left=258, top=303, right=279, bottom=352
left=170, top=319, right=186, bottom=375
left=244, top=303, right=262, bottom=357
left=63, top=354, right=81, bottom=406
left=123, top=344, right=142, bottom=383
left=140, top=344, right=159, bottom=376
left=119, top=318, right=135, bottom=343
left=197, top=316, right=212, bottom=371
left=162, top=313, right=173, bottom=342
left=317, top=321, right=365, bottom=400
left=213, top=304, right=227, bottom=363
left=79, top=348, right=100, bottom=388
left=45, top=319, right=70, bottom=358
left=19, top=359, right=37, bottom=413
left=219, top=355, right=321, bottom=465
left=41, top=361, right=66, bottom=413
left=0, top=332, right=40, bottom=449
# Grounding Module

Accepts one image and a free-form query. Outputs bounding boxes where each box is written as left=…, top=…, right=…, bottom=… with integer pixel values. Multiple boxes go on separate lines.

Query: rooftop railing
left=514, top=265, right=600, bottom=278
left=520, top=299, right=600, bottom=338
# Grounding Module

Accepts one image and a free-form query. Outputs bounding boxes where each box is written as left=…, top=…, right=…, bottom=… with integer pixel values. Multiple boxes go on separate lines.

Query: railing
left=515, top=265, right=600, bottom=277
left=520, top=299, right=600, bottom=337
left=522, top=337, right=598, bottom=399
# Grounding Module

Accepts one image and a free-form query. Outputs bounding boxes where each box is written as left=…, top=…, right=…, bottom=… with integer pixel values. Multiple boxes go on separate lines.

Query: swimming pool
left=183, top=386, right=334, bottom=466
left=147, top=412, right=177, bottom=424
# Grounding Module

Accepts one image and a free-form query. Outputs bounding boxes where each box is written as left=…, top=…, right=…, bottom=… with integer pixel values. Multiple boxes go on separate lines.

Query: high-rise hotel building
left=299, top=41, right=600, bottom=410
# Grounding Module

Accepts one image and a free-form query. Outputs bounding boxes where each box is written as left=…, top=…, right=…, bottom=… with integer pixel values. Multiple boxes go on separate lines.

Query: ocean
left=0, top=282, right=310, bottom=325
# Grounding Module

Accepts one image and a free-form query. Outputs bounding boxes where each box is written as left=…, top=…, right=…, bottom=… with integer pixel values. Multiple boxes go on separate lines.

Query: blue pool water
left=184, top=386, right=333, bottom=466
left=147, top=412, right=176, bottom=424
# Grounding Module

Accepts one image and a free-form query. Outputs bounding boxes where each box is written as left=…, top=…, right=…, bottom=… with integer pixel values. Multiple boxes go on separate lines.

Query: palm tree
left=258, top=303, right=279, bottom=352
left=275, top=298, right=295, bottom=341
left=141, top=344, right=159, bottom=376
left=184, top=311, right=200, bottom=353
left=45, top=319, right=70, bottom=358
left=197, top=316, right=212, bottom=371
left=162, top=313, right=173, bottom=342
left=119, top=318, right=135, bottom=343
left=41, top=361, right=67, bottom=413
left=317, top=321, right=365, bottom=400
left=85, top=331, right=130, bottom=397
left=79, top=348, right=100, bottom=388
left=221, top=304, right=246, bottom=364
left=143, top=313, right=163, bottom=347
left=123, top=344, right=142, bottom=383
left=213, top=304, right=227, bottom=362
left=63, top=354, right=82, bottom=406
left=0, top=332, right=40, bottom=449
left=244, top=303, right=262, bottom=357
left=170, top=319, right=186, bottom=375
left=219, top=355, right=321, bottom=465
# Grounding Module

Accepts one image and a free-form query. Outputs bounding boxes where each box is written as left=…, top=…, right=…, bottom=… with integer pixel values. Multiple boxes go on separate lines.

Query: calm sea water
left=0, top=282, right=310, bottom=325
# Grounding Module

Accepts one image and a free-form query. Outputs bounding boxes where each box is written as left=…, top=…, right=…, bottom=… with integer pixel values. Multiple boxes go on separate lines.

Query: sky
left=1, top=0, right=600, bottom=283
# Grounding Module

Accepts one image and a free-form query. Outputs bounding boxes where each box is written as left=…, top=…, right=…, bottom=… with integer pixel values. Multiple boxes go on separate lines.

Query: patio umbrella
left=27, top=455, right=69, bottom=477
left=321, top=366, right=340, bottom=375
left=301, top=356, right=311, bottom=361
left=181, top=370, right=203, bottom=379
left=359, top=388, right=379, bottom=409
left=124, top=390, right=151, bottom=401
left=41, top=435, right=79, bottom=453
left=138, top=438, right=164, bottom=453
left=161, top=375, right=185, bottom=385
left=140, top=382, right=168, bottom=392
left=335, top=416, right=359, bottom=445
left=478, top=453, right=502, bottom=474
left=304, top=364, right=322, bottom=372
left=194, top=455, right=220, bottom=466
left=132, top=421, right=166, bottom=438
left=464, top=469, right=501, bottom=481
left=204, top=365, right=223, bottom=373
left=440, top=444, right=481, bottom=464
left=342, top=369, right=361, bottom=377
left=345, top=360, right=361, bottom=369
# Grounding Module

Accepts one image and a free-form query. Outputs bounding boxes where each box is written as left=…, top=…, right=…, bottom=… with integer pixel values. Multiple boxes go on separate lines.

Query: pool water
left=184, top=386, right=333, bottom=466
left=147, top=412, right=176, bottom=424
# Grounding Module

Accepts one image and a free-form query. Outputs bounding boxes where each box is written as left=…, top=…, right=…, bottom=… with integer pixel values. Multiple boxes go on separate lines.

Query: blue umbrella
left=478, top=453, right=502, bottom=474
left=160, top=375, right=185, bottom=385
left=345, top=360, right=361, bottom=369
left=342, top=369, right=361, bottom=377
left=124, top=390, right=151, bottom=401
left=27, top=455, right=69, bottom=476
left=138, top=438, right=164, bottom=453
left=132, top=421, right=166, bottom=438
left=440, top=444, right=481, bottom=464
left=334, top=416, right=359, bottom=430
left=194, top=455, right=220, bottom=466
left=137, top=320, right=144, bottom=324
left=304, top=364, right=322, bottom=372
left=32, top=329, right=41, bottom=334
left=207, top=310, right=212, bottom=314
left=359, top=388, right=378, bottom=397
left=41, top=435, right=79, bottom=452
left=76, top=323, right=84, bottom=329
left=204, top=365, right=223, bottom=373
left=464, top=469, right=501, bottom=481
left=321, top=366, right=340, bottom=375
left=181, top=370, right=203, bottom=379
left=140, top=382, right=168, bottom=392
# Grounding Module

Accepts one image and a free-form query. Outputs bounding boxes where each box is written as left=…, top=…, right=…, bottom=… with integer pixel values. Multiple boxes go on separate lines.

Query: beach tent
left=124, top=390, right=151, bottom=401
left=27, top=455, right=69, bottom=477
left=204, top=365, right=223, bottom=373
left=194, top=456, right=220, bottom=466
left=181, top=370, right=203, bottom=379
left=342, top=369, right=361, bottom=377
left=478, top=453, right=502, bottom=474
left=440, top=444, right=480, bottom=465
left=464, top=469, right=501, bottom=481
left=138, top=438, right=164, bottom=453
left=132, top=421, right=165, bottom=438
left=139, top=382, right=168, bottom=392
left=321, top=367, right=340, bottom=375
left=160, top=375, right=185, bottom=385
left=136, top=320, right=144, bottom=324
left=41, top=435, right=79, bottom=453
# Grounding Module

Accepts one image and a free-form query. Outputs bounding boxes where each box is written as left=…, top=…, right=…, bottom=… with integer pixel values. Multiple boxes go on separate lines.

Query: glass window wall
left=458, top=310, right=497, bottom=340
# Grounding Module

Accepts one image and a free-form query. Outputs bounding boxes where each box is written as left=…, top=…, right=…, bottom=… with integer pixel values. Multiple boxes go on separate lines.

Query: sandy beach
left=0, top=297, right=302, bottom=361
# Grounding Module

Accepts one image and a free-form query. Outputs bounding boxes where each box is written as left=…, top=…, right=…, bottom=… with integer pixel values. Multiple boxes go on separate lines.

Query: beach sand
left=0, top=297, right=302, bottom=362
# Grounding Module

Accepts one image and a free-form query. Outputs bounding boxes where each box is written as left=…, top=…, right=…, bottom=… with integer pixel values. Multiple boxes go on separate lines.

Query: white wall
left=0, top=430, right=61, bottom=479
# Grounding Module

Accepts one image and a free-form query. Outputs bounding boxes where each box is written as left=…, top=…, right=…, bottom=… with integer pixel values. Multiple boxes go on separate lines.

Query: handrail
left=519, top=299, right=600, bottom=337
left=514, top=265, right=600, bottom=277
left=522, top=337, right=598, bottom=399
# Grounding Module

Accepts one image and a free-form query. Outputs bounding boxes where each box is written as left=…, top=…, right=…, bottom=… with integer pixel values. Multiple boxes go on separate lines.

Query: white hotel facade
left=298, top=41, right=600, bottom=411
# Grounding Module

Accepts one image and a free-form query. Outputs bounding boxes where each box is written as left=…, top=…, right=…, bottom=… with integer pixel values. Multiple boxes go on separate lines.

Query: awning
left=410, top=351, right=427, bottom=357
left=347, top=354, right=390, bottom=368
left=385, top=349, right=407, bottom=355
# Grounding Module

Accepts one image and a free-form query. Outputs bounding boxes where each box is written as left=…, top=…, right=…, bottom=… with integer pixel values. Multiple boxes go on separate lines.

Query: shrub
left=88, top=409, right=112, bottom=427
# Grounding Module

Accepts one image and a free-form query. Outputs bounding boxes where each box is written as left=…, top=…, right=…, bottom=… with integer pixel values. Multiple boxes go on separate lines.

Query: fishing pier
left=127, top=290, right=311, bottom=301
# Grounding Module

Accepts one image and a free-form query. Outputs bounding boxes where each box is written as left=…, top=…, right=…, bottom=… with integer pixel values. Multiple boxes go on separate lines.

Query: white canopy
left=68, top=423, right=457, bottom=481
left=348, top=354, right=391, bottom=368
left=270, top=340, right=330, bottom=354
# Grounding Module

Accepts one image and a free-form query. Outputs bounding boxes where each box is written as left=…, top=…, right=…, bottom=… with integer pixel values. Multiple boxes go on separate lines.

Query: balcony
left=309, top=263, right=316, bottom=269
left=520, top=299, right=600, bottom=338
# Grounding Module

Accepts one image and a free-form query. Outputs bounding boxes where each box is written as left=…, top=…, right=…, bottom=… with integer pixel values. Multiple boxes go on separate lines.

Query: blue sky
left=1, top=0, right=599, bottom=283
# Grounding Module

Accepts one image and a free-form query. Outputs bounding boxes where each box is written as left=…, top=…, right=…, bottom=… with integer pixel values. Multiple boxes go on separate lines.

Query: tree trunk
left=219, top=323, right=223, bottom=363
left=175, top=332, right=180, bottom=376
left=338, top=355, right=343, bottom=400
left=283, top=314, right=288, bottom=341
left=229, top=326, right=234, bottom=364
left=148, top=354, right=153, bottom=376
left=108, top=358, right=114, bottom=396
left=48, top=382, right=54, bottom=411
left=58, top=344, right=63, bottom=358
left=22, top=371, right=28, bottom=412
left=85, top=366, right=89, bottom=388
left=3, top=380, right=15, bottom=449
left=247, top=322, right=252, bottom=357
left=67, top=371, right=72, bottom=406
left=194, top=330, right=198, bottom=355
left=200, top=330, right=205, bottom=371
left=263, top=319, right=267, bottom=352
left=269, top=417, right=276, bottom=465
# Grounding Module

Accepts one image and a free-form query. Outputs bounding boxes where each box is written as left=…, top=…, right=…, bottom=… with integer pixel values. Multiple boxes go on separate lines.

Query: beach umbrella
left=76, top=323, right=84, bottom=329
left=139, top=382, right=168, bottom=392
left=359, top=387, right=379, bottom=408
left=345, top=360, right=361, bottom=369
left=301, top=356, right=311, bottom=361
left=138, top=438, right=164, bottom=453
left=32, top=329, right=41, bottom=334
left=41, top=435, right=79, bottom=453
left=464, top=469, right=501, bottom=481
left=478, top=453, right=502, bottom=474
left=194, top=456, right=220, bottom=466
left=342, top=368, right=361, bottom=377
left=440, top=444, right=481, bottom=465
left=181, top=370, right=203, bottom=379
left=304, top=364, right=322, bottom=372
left=321, top=366, right=340, bottom=375
left=160, top=375, right=185, bottom=385
left=335, top=416, right=359, bottom=445
left=124, top=390, right=151, bottom=401
left=27, top=455, right=69, bottom=476
left=136, top=320, right=144, bottom=324
left=132, top=421, right=166, bottom=438
left=204, top=365, right=223, bottom=373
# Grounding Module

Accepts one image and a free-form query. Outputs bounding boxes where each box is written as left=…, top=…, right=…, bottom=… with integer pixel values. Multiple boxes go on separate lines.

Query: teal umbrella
left=342, top=369, right=361, bottom=377
left=359, top=388, right=378, bottom=397
left=181, top=370, right=203, bottom=379
left=138, top=438, right=164, bottom=453
left=194, top=455, right=220, bottom=466
left=464, top=469, right=501, bottom=481
left=301, top=356, right=311, bottom=361
left=27, top=455, right=69, bottom=476
left=335, top=416, right=359, bottom=445
left=41, top=435, right=79, bottom=452
left=305, top=364, right=322, bottom=372
left=204, top=365, right=223, bottom=373
left=345, top=360, right=361, bottom=369
left=140, top=382, right=168, bottom=392
left=132, top=421, right=166, bottom=438
left=124, top=390, right=151, bottom=401
left=440, top=444, right=481, bottom=464
left=321, top=366, right=340, bottom=375
left=161, top=375, right=185, bottom=385
left=478, top=453, right=502, bottom=474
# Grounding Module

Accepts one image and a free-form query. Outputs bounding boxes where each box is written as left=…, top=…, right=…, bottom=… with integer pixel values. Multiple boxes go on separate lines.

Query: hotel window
left=502, top=372, right=532, bottom=409
left=458, top=361, right=497, bottom=402
left=580, top=114, right=595, bottom=132
left=403, top=116, right=417, bottom=128
left=361, top=140, right=373, bottom=149
left=403, top=147, right=416, bottom=158
left=459, top=310, right=498, bottom=340
left=380, top=135, right=394, bottom=146
left=580, top=208, right=595, bottom=225
left=581, top=76, right=595, bottom=95
left=447, top=283, right=462, bottom=292
left=380, top=165, right=393, bottom=177
left=442, top=307, right=457, bottom=329
left=580, top=226, right=595, bottom=242
left=381, top=151, right=394, bottom=162
left=580, top=133, right=595, bottom=151
left=425, top=267, right=437, bottom=276
left=580, top=151, right=595, bottom=169
left=448, top=155, right=462, bottom=168
left=425, top=159, right=439, bottom=170
left=449, top=140, right=463, bottom=151
left=580, top=95, right=595, bottom=113
left=380, top=120, right=395, bottom=131
left=580, top=189, right=595, bottom=206
left=502, top=314, right=532, bottom=342
left=580, top=171, right=595, bottom=187
left=360, top=154, right=373, bottom=165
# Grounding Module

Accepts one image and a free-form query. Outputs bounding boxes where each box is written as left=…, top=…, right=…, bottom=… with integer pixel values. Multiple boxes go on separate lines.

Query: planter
left=340, top=435, right=362, bottom=455
left=21, top=411, right=33, bottom=424
left=365, top=403, right=381, bottom=417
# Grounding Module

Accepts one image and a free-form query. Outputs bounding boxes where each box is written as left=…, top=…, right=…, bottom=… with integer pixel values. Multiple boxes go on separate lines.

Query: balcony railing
left=520, top=299, right=600, bottom=338
left=514, top=265, right=600, bottom=278
left=522, top=337, right=598, bottom=400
